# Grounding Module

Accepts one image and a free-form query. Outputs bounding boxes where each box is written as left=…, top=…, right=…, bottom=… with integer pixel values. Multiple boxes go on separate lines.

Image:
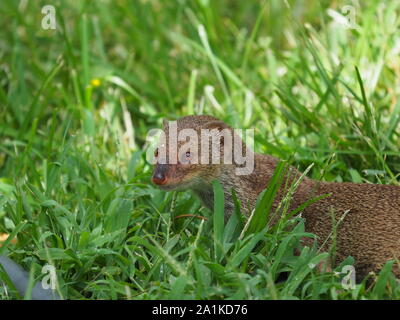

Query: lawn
left=0, top=0, right=400, bottom=299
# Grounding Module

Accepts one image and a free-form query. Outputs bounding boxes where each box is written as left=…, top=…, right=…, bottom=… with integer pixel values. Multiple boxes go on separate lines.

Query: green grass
left=1, top=0, right=400, bottom=299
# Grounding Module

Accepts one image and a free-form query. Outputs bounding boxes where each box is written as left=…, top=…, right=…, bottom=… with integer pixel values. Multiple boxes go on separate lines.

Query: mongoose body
left=152, top=115, right=400, bottom=279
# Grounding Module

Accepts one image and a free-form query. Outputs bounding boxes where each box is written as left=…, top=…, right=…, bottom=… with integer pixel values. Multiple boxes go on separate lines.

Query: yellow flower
left=0, top=233, right=17, bottom=246
left=91, top=78, right=101, bottom=87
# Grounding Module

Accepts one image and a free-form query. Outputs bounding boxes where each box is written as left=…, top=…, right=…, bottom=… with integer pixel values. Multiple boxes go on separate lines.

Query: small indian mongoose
left=151, top=115, right=400, bottom=280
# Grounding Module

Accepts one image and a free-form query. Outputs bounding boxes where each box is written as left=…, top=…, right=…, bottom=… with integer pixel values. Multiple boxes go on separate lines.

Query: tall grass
left=0, top=0, right=400, bottom=299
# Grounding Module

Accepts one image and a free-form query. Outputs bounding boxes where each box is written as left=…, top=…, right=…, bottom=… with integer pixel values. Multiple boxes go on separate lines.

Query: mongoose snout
left=152, top=163, right=168, bottom=185
left=151, top=115, right=400, bottom=280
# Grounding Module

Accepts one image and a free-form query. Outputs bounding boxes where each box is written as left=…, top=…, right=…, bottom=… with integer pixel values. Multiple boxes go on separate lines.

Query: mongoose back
left=151, top=115, right=400, bottom=280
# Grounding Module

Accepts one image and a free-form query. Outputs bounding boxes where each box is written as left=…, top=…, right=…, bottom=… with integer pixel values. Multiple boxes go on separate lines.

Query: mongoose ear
left=203, top=120, right=229, bottom=131
left=204, top=120, right=230, bottom=146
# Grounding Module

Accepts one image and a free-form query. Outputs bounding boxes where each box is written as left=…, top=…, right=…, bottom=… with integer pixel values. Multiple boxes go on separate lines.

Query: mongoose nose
left=152, top=173, right=167, bottom=185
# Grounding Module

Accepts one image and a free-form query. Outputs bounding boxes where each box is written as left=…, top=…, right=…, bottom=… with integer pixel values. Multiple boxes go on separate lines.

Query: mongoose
left=151, top=115, right=400, bottom=280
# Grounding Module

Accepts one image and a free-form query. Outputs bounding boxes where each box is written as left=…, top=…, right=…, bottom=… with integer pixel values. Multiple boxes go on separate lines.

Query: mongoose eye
left=180, top=151, right=192, bottom=164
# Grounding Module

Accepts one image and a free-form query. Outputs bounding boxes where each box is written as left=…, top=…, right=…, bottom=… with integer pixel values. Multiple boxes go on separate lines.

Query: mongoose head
left=151, top=115, right=248, bottom=192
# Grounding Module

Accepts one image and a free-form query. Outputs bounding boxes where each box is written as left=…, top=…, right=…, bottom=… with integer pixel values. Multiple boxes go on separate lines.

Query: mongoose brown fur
left=151, top=115, right=400, bottom=280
